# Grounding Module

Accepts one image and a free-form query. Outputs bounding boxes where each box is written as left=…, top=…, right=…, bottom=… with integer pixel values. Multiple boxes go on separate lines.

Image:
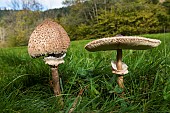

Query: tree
left=162, top=0, right=170, bottom=14
left=60, top=1, right=170, bottom=40
left=1, top=9, right=41, bottom=46
left=8, top=0, right=43, bottom=11
left=0, top=0, right=44, bottom=46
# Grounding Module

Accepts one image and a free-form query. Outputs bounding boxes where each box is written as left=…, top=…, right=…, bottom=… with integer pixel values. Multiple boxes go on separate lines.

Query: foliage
left=162, top=0, right=170, bottom=14
left=61, top=1, right=170, bottom=40
left=0, top=33, right=170, bottom=112
left=0, top=0, right=170, bottom=45
left=0, top=10, right=41, bottom=46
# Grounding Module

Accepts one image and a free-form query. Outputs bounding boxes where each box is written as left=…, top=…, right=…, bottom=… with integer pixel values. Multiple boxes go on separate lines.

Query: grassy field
left=0, top=33, right=170, bottom=112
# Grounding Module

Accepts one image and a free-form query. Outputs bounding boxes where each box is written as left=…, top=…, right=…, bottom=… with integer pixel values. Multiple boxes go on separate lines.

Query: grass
left=0, top=33, right=170, bottom=112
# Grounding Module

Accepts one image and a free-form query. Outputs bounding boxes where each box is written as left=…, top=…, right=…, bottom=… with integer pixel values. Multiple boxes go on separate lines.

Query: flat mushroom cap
left=28, top=19, right=70, bottom=57
left=85, top=36, right=161, bottom=52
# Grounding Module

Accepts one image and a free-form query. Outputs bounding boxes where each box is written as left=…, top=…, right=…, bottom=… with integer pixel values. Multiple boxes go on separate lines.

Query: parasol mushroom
left=85, top=36, right=161, bottom=94
left=28, top=19, right=70, bottom=98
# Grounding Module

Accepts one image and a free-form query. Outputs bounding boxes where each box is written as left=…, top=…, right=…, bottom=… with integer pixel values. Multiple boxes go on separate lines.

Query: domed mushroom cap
left=28, top=19, right=70, bottom=57
left=85, top=36, right=161, bottom=52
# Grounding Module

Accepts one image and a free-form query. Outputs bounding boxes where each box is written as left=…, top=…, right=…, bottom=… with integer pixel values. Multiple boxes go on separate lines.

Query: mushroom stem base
left=51, top=66, right=63, bottom=106
left=51, top=66, right=61, bottom=95
left=117, top=75, right=124, bottom=89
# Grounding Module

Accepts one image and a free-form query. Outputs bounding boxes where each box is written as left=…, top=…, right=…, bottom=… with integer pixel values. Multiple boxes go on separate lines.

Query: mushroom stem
left=51, top=66, right=64, bottom=106
left=116, top=49, right=123, bottom=70
left=116, top=49, right=124, bottom=90
left=51, top=66, right=61, bottom=96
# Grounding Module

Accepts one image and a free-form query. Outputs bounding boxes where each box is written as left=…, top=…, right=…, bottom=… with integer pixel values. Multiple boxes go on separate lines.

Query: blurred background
left=0, top=0, right=169, bottom=47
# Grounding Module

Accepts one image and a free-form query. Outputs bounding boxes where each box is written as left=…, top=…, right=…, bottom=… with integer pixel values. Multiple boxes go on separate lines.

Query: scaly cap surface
left=28, top=19, right=70, bottom=57
left=85, top=36, right=161, bottom=52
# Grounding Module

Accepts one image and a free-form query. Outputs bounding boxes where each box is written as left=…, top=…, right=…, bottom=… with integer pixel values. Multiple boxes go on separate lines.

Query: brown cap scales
left=28, top=19, right=70, bottom=57
left=85, top=36, right=161, bottom=52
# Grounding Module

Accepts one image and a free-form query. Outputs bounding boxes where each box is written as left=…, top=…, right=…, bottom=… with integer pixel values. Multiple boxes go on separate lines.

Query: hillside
left=0, top=0, right=170, bottom=47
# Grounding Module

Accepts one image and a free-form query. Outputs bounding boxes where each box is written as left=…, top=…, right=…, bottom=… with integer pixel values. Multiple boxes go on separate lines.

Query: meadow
left=0, top=33, right=170, bottom=112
